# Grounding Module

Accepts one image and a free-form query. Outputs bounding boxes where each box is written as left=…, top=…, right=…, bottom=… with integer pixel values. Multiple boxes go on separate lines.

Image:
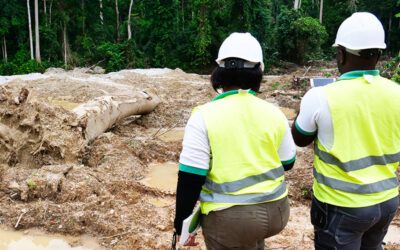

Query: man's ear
left=338, top=48, right=346, bottom=65
left=376, top=50, right=381, bottom=64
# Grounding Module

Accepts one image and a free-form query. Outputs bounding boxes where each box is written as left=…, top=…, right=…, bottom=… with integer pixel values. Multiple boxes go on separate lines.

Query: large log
left=73, top=88, right=160, bottom=142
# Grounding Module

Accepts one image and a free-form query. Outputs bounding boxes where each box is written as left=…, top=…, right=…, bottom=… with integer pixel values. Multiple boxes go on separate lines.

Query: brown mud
left=0, top=64, right=398, bottom=249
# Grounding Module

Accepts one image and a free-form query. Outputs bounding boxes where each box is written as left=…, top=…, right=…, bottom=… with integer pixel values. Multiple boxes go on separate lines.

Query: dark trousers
left=311, top=196, right=399, bottom=250
left=200, top=196, right=290, bottom=250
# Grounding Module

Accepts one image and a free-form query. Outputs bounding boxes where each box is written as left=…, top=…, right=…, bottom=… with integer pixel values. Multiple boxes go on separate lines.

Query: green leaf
left=395, top=13, right=400, bottom=18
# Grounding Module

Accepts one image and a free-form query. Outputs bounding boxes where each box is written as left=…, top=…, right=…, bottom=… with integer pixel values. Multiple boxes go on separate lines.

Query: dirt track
left=0, top=64, right=398, bottom=249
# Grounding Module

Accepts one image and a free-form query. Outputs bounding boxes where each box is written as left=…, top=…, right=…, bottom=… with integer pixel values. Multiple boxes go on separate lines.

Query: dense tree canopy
left=0, top=0, right=399, bottom=74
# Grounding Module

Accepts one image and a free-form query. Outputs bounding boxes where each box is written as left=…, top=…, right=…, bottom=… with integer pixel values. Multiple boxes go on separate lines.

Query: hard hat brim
left=332, top=43, right=386, bottom=50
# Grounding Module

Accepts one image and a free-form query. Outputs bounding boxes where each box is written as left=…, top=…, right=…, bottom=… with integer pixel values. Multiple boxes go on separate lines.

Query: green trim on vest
left=211, top=89, right=256, bottom=102
left=282, top=155, right=296, bottom=165
left=295, top=120, right=316, bottom=136
left=338, top=70, right=379, bottom=81
left=179, top=163, right=208, bottom=176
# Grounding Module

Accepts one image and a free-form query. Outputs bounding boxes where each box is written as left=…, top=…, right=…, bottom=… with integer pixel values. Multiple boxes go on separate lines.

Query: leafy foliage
left=0, top=0, right=399, bottom=75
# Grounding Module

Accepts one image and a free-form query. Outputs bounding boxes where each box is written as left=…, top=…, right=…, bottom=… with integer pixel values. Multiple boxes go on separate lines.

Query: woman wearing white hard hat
left=173, top=32, right=296, bottom=249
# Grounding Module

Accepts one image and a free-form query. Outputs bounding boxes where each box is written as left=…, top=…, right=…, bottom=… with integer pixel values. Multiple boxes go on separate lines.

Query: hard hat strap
left=219, top=58, right=258, bottom=69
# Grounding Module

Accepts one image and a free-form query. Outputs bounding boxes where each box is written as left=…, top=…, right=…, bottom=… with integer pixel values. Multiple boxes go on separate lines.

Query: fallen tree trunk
left=73, top=88, right=160, bottom=142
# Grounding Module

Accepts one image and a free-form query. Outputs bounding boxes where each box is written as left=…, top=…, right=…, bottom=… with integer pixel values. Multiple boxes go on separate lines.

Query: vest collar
left=338, top=70, right=380, bottom=81
left=212, top=89, right=256, bottom=102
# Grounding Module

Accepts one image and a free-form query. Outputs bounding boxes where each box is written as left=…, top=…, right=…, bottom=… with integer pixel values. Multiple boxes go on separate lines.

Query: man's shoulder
left=377, top=75, right=400, bottom=85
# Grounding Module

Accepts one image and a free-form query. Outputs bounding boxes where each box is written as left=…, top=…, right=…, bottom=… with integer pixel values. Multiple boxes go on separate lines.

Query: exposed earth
left=0, top=62, right=398, bottom=250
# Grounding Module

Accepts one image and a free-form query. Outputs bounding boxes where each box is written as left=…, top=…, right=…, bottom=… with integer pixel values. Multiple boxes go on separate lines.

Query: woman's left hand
left=178, top=233, right=199, bottom=247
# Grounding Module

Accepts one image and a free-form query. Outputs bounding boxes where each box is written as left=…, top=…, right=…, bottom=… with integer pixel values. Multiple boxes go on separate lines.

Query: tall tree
left=99, top=0, right=104, bottom=28
left=27, top=0, right=34, bottom=60
left=319, top=0, right=323, bottom=24
left=115, top=0, right=120, bottom=42
left=294, top=0, right=301, bottom=9
left=82, top=0, right=85, bottom=34
left=63, top=20, right=67, bottom=65
left=49, top=0, right=53, bottom=25
left=34, top=0, right=41, bottom=63
left=2, top=36, right=7, bottom=63
left=127, top=0, right=133, bottom=40
left=43, top=0, right=47, bottom=25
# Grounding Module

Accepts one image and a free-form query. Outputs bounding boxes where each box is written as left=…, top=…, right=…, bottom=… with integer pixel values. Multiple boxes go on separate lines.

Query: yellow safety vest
left=196, top=90, right=288, bottom=214
left=314, top=71, right=400, bottom=207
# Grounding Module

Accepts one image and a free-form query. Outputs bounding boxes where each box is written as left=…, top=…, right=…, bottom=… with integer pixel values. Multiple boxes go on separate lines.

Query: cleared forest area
left=0, top=64, right=398, bottom=249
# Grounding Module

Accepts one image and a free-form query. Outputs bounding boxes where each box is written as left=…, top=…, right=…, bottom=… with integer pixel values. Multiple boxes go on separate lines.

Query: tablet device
left=310, top=78, right=336, bottom=87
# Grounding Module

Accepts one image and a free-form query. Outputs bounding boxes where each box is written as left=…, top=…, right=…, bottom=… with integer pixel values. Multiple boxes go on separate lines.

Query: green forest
left=0, top=0, right=399, bottom=75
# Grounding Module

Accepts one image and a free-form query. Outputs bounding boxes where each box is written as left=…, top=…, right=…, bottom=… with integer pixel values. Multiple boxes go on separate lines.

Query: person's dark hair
left=211, top=59, right=263, bottom=93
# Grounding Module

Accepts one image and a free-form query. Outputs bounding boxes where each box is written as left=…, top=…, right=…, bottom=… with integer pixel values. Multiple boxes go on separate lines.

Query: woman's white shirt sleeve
left=278, top=122, right=296, bottom=162
left=179, top=110, right=211, bottom=171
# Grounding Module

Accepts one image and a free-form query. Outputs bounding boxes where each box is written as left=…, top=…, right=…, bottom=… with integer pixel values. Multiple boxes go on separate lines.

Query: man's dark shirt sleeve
left=283, top=160, right=295, bottom=171
left=291, top=118, right=317, bottom=147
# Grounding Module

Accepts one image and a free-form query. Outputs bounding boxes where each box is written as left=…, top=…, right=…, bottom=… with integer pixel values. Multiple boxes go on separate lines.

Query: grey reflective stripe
left=315, top=144, right=400, bottom=172
left=203, top=167, right=284, bottom=193
left=199, top=181, right=287, bottom=204
left=313, top=168, right=399, bottom=194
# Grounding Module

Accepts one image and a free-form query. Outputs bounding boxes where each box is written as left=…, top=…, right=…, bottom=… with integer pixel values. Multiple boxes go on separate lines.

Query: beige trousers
left=200, top=196, right=290, bottom=250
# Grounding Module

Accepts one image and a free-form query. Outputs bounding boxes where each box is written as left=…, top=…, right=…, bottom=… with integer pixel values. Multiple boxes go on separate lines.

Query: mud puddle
left=146, top=128, right=185, bottom=142
left=141, top=162, right=178, bottom=192
left=48, top=96, right=82, bottom=111
left=0, top=228, right=103, bottom=250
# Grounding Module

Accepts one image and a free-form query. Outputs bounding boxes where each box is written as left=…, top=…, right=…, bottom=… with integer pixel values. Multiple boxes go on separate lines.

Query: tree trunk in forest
left=115, top=0, right=120, bottom=42
left=319, top=0, right=323, bottom=24
left=3, top=37, right=7, bottom=63
left=99, top=0, right=104, bottom=28
left=64, top=21, right=67, bottom=66
left=294, top=0, right=300, bottom=9
left=27, top=0, right=34, bottom=60
left=388, top=14, right=392, bottom=48
left=49, top=0, right=53, bottom=25
left=43, top=0, right=47, bottom=25
left=72, top=89, right=161, bottom=142
left=34, top=0, right=41, bottom=63
left=127, top=0, right=133, bottom=40
left=181, top=0, right=185, bottom=30
left=82, top=0, right=85, bottom=34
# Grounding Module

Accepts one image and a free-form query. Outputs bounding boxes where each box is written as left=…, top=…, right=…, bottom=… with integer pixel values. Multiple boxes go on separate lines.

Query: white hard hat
left=216, top=32, right=264, bottom=71
left=333, top=12, right=386, bottom=50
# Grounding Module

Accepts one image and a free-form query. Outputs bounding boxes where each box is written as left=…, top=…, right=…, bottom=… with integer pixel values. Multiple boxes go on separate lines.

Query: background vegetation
left=0, top=0, right=399, bottom=77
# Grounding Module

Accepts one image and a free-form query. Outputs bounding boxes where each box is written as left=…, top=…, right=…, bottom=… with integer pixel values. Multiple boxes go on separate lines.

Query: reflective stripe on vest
left=200, top=181, right=287, bottom=204
left=315, top=145, right=400, bottom=172
left=313, top=168, right=398, bottom=194
left=202, top=166, right=284, bottom=193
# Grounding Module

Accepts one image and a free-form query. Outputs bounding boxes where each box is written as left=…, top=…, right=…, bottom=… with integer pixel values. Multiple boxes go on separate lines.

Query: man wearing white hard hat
left=173, top=32, right=296, bottom=249
left=291, top=12, right=400, bottom=249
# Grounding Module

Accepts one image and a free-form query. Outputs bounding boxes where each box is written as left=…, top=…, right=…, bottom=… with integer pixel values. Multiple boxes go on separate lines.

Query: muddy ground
left=0, top=62, right=398, bottom=250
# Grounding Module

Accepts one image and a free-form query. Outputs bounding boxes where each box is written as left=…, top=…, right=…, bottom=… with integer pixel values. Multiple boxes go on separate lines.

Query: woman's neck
left=222, top=86, right=241, bottom=92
